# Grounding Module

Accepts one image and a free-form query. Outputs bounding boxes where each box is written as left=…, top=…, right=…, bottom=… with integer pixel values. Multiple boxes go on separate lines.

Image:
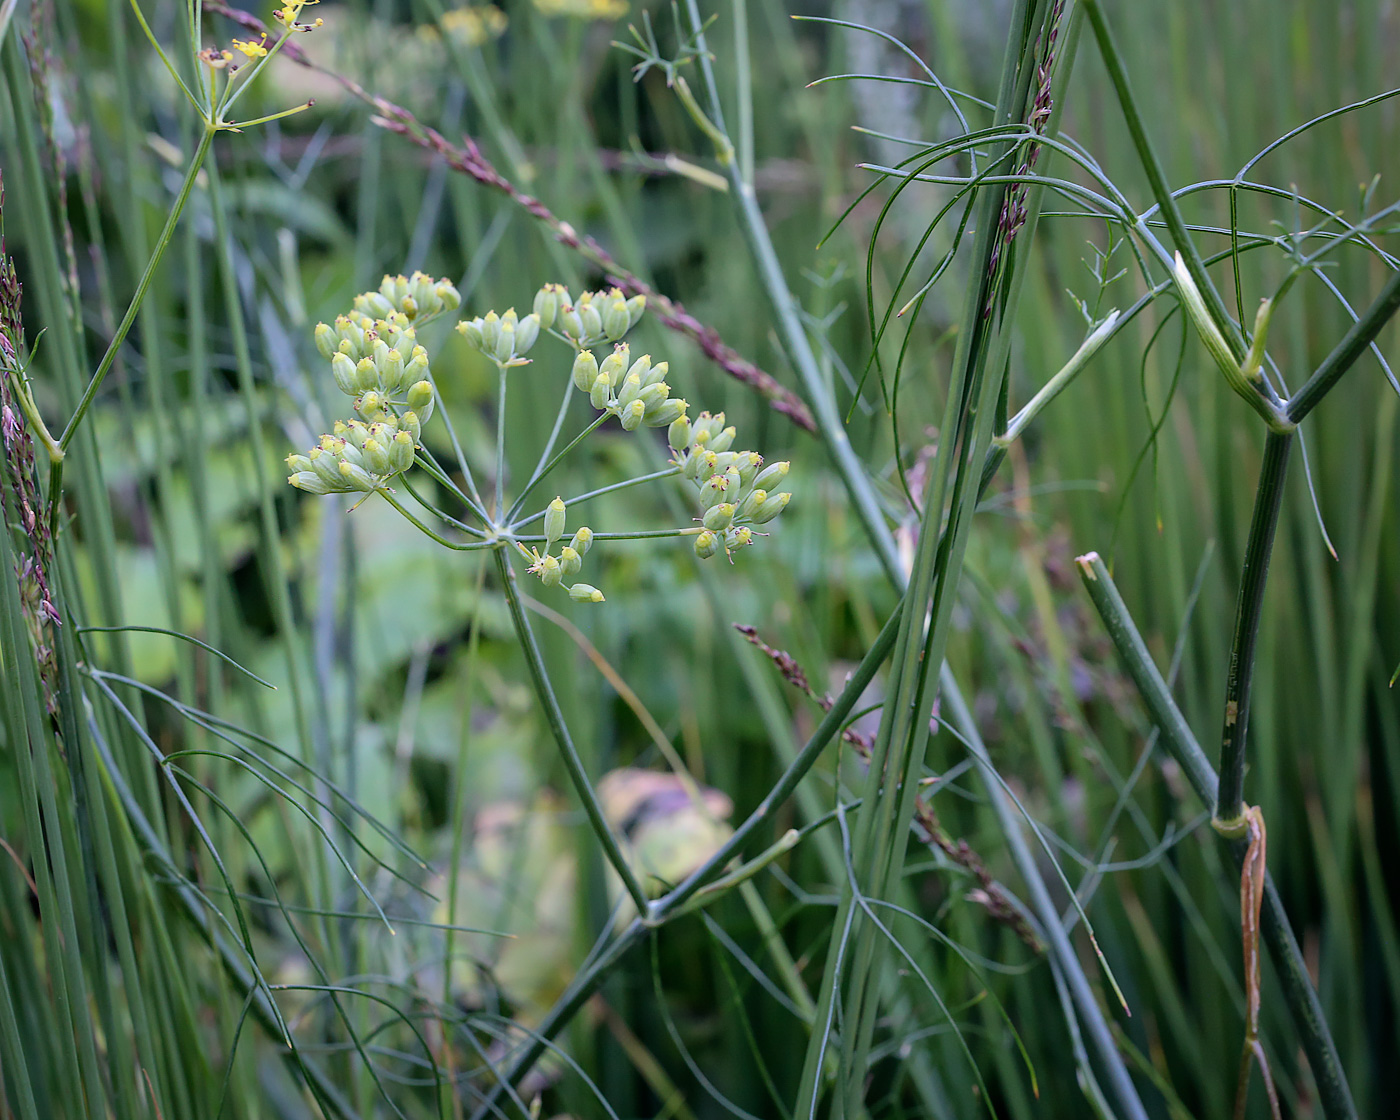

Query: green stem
left=504, top=412, right=610, bottom=524
left=1216, top=430, right=1292, bottom=822
left=380, top=492, right=498, bottom=551
left=1081, top=0, right=1245, bottom=365
left=1075, top=552, right=1357, bottom=1120
left=493, top=363, right=508, bottom=522
left=491, top=549, right=650, bottom=913
left=1286, top=267, right=1400, bottom=423
left=509, top=467, right=680, bottom=531
left=513, top=527, right=701, bottom=544
left=58, top=125, right=215, bottom=453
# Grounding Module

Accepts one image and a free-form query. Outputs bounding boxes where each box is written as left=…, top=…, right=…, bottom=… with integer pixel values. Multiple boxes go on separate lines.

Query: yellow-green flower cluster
left=455, top=307, right=542, bottom=367
left=669, top=412, right=791, bottom=560
left=569, top=341, right=687, bottom=432
left=288, top=273, right=460, bottom=497
left=534, top=284, right=646, bottom=350
left=519, top=498, right=605, bottom=602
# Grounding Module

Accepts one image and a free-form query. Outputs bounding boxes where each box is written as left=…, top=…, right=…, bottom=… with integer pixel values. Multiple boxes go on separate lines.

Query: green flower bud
left=515, top=313, right=541, bottom=355
left=725, top=525, right=754, bottom=553
left=558, top=306, right=583, bottom=340
left=737, top=488, right=767, bottom=521
left=703, top=503, right=736, bottom=532
left=684, top=448, right=717, bottom=483
left=636, top=382, right=669, bottom=411
left=336, top=440, right=366, bottom=471
left=407, top=380, right=435, bottom=413
left=544, top=496, right=567, bottom=545
left=289, top=470, right=332, bottom=494
left=285, top=452, right=314, bottom=473
left=315, top=322, right=338, bottom=360
left=357, top=391, right=385, bottom=421
left=693, top=530, right=719, bottom=560
left=569, top=583, right=605, bottom=603
left=400, top=294, right=419, bottom=320
left=646, top=397, right=687, bottom=427
left=402, top=347, right=429, bottom=393
left=337, top=459, right=378, bottom=492
left=331, top=352, right=359, bottom=395
left=379, top=346, right=405, bottom=391
left=572, top=350, right=599, bottom=392
left=625, top=294, right=646, bottom=329
left=708, top=426, right=737, bottom=454
left=643, top=360, right=669, bottom=388
left=692, top=411, right=725, bottom=443
left=699, top=473, right=729, bottom=509
left=751, top=490, right=791, bottom=524
left=372, top=336, right=391, bottom=371
left=590, top=372, right=613, bottom=411
left=400, top=411, right=422, bottom=443
left=620, top=399, right=646, bottom=431
left=481, top=311, right=502, bottom=353
left=570, top=526, right=593, bottom=555
left=354, top=356, right=380, bottom=393
left=494, top=321, right=516, bottom=364
left=625, top=354, right=652, bottom=385
left=533, top=284, right=560, bottom=330
left=457, top=319, right=484, bottom=350
left=617, top=372, right=643, bottom=410
left=308, top=446, right=343, bottom=486
left=363, top=437, right=390, bottom=475
left=559, top=545, right=581, bottom=577
left=344, top=420, right=372, bottom=450
left=735, top=451, right=764, bottom=488
left=603, top=296, right=631, bottom=341
left=600, top=343, right=630, bottom=387
left=668, top=415, right=692, bottom=450
left=388, top=429, right=416, bottom=473
left=752, top=461, right=790, bottom=491
left=710, top=451, right=738, bottom=476
left=537, top=554, right=563, bottom=587
left=721, top=466, right=742, bottom=496
left=578, top=300, right=603, bottom=340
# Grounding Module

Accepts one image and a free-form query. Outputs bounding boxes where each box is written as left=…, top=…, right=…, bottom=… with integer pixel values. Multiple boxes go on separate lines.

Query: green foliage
left=2, top=1, right=1398, bottom=1119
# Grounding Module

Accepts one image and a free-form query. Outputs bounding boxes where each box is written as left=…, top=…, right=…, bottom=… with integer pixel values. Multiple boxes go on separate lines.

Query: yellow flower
left=232, top=37, right=269, bottom=59
left=532, top=0, right=629, bottom=20
left=274, top=0, right=324, bottom=32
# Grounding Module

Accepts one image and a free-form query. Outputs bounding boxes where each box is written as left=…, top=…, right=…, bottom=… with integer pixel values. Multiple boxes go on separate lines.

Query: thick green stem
left=492, top=549, right=650, bottom=913
left=1076, top=552, right=1356, bottom=1120
left=1216, top=430, right=1292, bottom=822
left=1286, top=267, right=1400, bottom=423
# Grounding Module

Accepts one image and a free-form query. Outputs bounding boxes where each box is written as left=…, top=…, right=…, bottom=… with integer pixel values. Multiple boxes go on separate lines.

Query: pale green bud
left=752, top=461, right=790, bottom=491
left=402, top=347, right=429, bottom=392
left=289, top=471, right=332, bottom=494
left=308, top=446, right=342, bottom=486
left=710, top=451, right=738, bottom=476
left=699, top=473, right=730, bottom=509
left=537, top=554, right=563, bottom=587
left=569, top=583, right=605, bottom=603
left=668, top=416, right=692, bottom=450
left=620, top=399, right=646, bottom=431
left=570, top=526, right=593, bottom=555
left=572, top=350, right=599, bottom=393
left=315, top=322, right=338, bottom=360
left=494, top=321, right=516, bottom=364
left=558, top=306, right=583, bottom=340
left=437, top=279, right=461, bottom=312
left=515, top=313, right=541, bottom=355
left=602, top=297, right=631, bottom=341
left=372, top=336, right=391, bottom=371
left=285, top=452, right=314, bottom=473
left=336, top=440, right=366, bottom=470
left=337, top=459, right=378, bottom=492
left=625, top=294, right=646, bottom=329
left=644, top=397, right=686, bottom=428
left=751, top=490, right=791, bottom=524
left=590, top=372, right=612, bottom=411
left=380, top=347, right=405, bottom=391
left=457, top=319, right=484, bottom=350
left=388, top=430, right=415, bottom=473
left=544, top=496, right=567, bottom=545
left=578, top=300, right=603, bottom=340
left=533, top=285, right=560, bottom=330
left=357, top=391, right=386, bottom=421
left=708, top=426, right=737, bottom=454
left=501, top=307, right=519, bottom=329
left=359, top=291, right=395, bottom=319
left=354, top=356, right=380, bottom=393
left=400, top=294, right=419, bottom=320
left=481, top=311, right=502, bottom=352
left=625, top=354, right=652, bottom=385
left=721, top=466, right=742, bottom=496
left=738, top=488, right=767, bottom=521
left=344, top=420, right=372, bottom=450
left=636, top=382, right=669, bottom=411
left=331, top=352, right=358, bottom=395
left=559, top=545, right=582, bottom=577
left=600, top=344, right=629, bottom=387
left=684, top=448, right=717, bottom=483
left=407, top=380, right=435, bottom=412
left=400, top=411, right=422, bottom=443
left=725, top=526, right=754, bottom=553
left=692, top=411, right=725, bottom=443
left=363, top=438, right=390, bottom=475
left=693, top=530, right=719, bottom=560
left=617, top=372, right=643, bottom=410
left=703, top=503, right=735, bottom=532
left=735, top=451, right=764, bottom=489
